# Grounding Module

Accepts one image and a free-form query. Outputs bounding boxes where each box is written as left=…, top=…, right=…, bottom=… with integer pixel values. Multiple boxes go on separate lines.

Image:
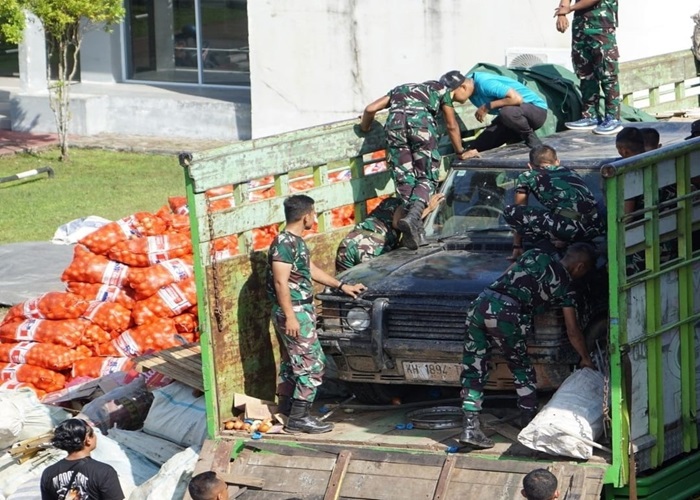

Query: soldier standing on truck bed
left=504, top=145, right=605, bottom=261
left=267, top=195, right=366, bottom=434
left=360, top=71, right=472, bottom=251
left=459, top=243, right=596, bottom=449
left=335, top=193, right=444, bottom=273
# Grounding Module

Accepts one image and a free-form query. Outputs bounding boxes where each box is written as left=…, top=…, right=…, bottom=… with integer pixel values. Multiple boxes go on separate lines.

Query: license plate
left=402, top=362, right=461, bottom=382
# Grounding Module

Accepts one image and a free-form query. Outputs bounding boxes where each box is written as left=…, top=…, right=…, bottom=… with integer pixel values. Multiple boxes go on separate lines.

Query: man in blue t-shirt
left=461, top=72, right=549, bottom=159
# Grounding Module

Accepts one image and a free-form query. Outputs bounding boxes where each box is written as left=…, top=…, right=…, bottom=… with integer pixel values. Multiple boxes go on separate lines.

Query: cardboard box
left=234, top=393, right=277, bottom=420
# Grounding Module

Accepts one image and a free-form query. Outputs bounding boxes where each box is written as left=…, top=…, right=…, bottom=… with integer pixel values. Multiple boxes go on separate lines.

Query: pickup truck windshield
left=426, top=168, right=519, bottom=237
left=426, top=166, right=605, bottom=238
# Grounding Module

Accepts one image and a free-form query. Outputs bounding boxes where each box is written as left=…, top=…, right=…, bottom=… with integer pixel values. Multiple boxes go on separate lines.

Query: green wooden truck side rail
left=180, top=50, right=699, bottom=494
left=602, top=139, right=700, bottom=497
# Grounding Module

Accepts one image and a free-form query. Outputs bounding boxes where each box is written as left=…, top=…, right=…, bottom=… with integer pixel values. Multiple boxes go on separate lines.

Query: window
left=125, top=0, right=249, bottom=86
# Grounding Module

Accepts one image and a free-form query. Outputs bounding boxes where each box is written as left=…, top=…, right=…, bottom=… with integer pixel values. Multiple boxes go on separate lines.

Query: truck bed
left=212, top=404, right=608, bottom=499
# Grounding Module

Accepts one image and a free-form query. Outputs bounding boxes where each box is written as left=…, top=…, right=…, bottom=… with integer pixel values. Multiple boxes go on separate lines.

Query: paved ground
left=0, top=129, right=231, bottom=156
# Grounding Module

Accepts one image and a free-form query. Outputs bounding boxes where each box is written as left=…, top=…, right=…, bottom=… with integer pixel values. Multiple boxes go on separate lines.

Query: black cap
left=685, top=119, right=700, bottom=140
left=439, top=70, right=466, bottom=90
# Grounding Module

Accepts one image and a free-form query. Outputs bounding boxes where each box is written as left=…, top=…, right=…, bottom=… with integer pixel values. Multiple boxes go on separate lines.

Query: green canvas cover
left=466, top=62, right=656, bottom=138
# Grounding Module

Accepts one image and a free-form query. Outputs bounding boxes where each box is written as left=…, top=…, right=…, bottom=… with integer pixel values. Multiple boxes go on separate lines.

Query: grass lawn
left=0, top=148, right=186, bottom=244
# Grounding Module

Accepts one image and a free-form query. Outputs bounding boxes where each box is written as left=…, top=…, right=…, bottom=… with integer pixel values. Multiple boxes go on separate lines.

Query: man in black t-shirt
left=41, top=419, right=123, bottom=500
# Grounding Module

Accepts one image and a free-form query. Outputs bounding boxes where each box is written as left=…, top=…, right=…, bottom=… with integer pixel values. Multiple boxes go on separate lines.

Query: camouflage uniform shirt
left=387, top=81, right=454, bottom=120
left=573, top=0, right=618, bottom=32
left=266, top=231, right=313, bottom=305
left=515, top=165, right=599, bottom=215
left=489, top=248, right=575, bottom=315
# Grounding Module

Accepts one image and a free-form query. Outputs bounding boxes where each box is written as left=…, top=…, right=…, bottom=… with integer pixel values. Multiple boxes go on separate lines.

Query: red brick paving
left=0, top=130, right=58, bottom=156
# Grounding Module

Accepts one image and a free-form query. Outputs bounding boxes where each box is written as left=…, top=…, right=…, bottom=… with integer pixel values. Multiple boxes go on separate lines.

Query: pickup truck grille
left=385, top=299, right=468, bottom=342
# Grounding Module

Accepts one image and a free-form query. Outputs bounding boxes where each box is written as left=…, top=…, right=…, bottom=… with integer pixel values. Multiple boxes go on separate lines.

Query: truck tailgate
left=209, top=407, right=608, bottom=499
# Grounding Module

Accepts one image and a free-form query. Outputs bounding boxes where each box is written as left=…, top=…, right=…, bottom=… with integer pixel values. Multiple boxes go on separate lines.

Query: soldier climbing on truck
left=360, top=70, right=472, bottom=251
left=458, top=243, right=596, bottom=449
left=335, top=193, right=445, bottom=272
left=503, top=144, right=605, bottom=261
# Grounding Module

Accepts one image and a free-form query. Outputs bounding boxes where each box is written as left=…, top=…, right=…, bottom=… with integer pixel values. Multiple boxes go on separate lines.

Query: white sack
left=142, top=382, right=207, bottom=448
left=128, top=447, right=199, bottom=500
left=52, top=216, right=111, bottom=245
left=518, top=368, right=606, bottom=459
left=0, top=389, right=69, bottom=449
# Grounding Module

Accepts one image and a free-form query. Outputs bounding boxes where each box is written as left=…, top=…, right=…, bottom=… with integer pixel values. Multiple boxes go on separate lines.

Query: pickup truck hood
left=338, top=241, right=509, bottom=297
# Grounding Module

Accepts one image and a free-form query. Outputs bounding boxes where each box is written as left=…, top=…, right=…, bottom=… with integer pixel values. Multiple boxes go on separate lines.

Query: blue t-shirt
left=467, top=72, right=547, bottom=114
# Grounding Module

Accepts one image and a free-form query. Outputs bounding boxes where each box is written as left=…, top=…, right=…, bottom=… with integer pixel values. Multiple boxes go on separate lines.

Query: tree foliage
left=0, top=0, right=125, bottom=160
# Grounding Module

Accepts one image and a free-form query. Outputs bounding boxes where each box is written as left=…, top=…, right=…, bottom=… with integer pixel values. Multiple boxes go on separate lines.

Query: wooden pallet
left=133, top=343, right=204, bottom=391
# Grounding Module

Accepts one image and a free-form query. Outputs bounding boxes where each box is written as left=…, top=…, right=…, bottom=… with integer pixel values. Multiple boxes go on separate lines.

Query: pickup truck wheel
left=347, top=382, right=408, bottom=405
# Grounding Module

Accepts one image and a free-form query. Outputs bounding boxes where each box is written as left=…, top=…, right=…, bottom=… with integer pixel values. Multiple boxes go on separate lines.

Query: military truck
left=182, top=51, right=700, bottom=499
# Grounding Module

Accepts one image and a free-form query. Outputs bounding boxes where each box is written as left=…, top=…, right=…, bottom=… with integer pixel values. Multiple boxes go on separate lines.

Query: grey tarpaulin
left=0, top=242, right=73, bottom=306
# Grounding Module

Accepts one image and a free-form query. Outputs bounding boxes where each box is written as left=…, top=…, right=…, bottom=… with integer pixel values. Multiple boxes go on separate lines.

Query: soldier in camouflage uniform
left=504, top=145, right=604, bottom=260
left=335, top=193, right=445, bottom=272
left=459, top=243, right=596, bottom=449
left=556, top=0, right=622, bottom=136
left=360, top=71, right=472, bottom=250
left=267, top=194, right=366, bottom=434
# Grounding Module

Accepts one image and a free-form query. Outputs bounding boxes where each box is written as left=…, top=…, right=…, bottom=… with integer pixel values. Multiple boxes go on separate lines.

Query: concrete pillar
left=80, top=22, right=124, bottom=83
left=18, top=10, right=48, bottom=92
left=154, top=0, right=175, bottom=71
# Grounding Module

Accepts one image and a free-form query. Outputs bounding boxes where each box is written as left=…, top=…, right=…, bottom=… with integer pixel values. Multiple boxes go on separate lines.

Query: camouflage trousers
left=272, top=304, right=326, bottom=402
left=335, top=230, right=387, bottom=273
left=503, top=205, right=605, bottom=243
left=572, top=27, right=620, bottom=119
left=460, top=293, right=537, bottom=412
left=385, top=110, right=440, bottom=207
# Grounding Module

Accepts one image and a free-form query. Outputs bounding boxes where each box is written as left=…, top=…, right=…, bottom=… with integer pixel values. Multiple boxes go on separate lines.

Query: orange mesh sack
left=128, top=258, right=194, bottom=299
left=173, top=313, right=198, bottom=333
left=108, top=234, right=193, bottom=267
left=131, top=278, right=197, bottom=326
left=0, top=342, right=91, bottom=371
left=168, top=196, right=189, bottom=215
left=0, top=318, right=90, bottom=348
left=81, top=301, right=132, bottom=336
left=0, top=363, right=66, bottom=393
left=66, top=282, right=136, bottom=310
left=71, top=357, right=135, bottom=380
left=2, top=292, right=89, bottom=324
left=61, top=245, right=130, bottom=287
left=111, top=318, right=182, bottom=357
left=82, top=324, right=112, bottom=346
left=79, top=212, right=167, bottom=255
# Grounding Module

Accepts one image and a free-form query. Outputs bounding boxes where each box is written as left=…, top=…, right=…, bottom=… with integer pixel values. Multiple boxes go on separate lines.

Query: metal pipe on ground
left=0, top=167, right=55, bottom=185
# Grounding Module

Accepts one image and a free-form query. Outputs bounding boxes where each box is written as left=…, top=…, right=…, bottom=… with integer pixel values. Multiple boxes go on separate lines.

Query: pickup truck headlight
left=345, top=307, right=370, bottom=331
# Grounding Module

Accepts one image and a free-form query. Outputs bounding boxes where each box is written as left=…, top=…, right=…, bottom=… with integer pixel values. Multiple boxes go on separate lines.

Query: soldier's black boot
left=284, top=399, right=334, bottom=434
left=458, top=410, right=494, bottom=449
left=398, top=200, right=427, bottom=250
left=524, top=132, right=542, bottom=149
left=277, top=395, right=292, bottom=416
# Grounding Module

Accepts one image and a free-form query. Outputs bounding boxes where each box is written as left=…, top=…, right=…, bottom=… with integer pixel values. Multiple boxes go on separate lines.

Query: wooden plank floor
left=220, top=405, right=611, bottom=465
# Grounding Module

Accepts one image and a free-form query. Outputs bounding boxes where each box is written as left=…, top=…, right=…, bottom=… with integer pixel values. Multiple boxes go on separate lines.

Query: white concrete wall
left=248, top=0, right=700, bottom=138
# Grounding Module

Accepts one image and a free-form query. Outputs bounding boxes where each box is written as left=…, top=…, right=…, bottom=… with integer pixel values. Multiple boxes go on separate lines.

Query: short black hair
left=640, top=128, right=660, bottom=150
left=565, top=242, right=596, bottom=267
left=188, top=471, right=225, bottom=500
left=283, top=194, right=315, bottom=223
left=523, top=469, right=558, bottom=500
left=529, top=144, right=558, bottom=168
left=439, top=70, right=466, bottom=90
left=51, top=418, right=93, bottom=453
left=615, top=127, right=645, bottom=156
